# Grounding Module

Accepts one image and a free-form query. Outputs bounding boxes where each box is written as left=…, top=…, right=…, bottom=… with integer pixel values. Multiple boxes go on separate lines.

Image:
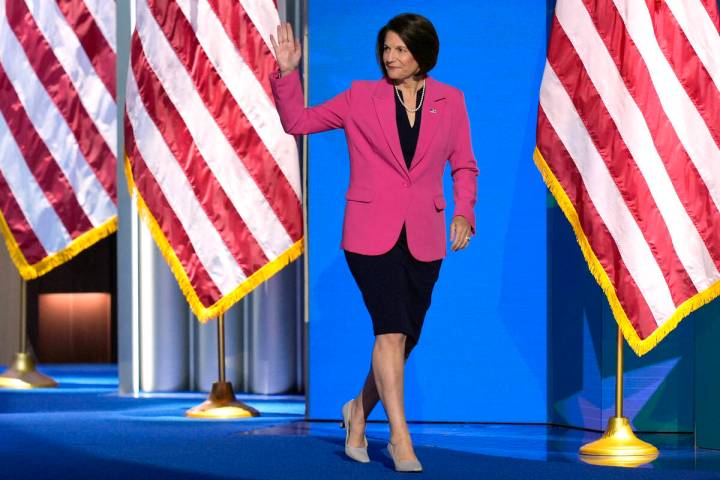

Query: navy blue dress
left=344, top=85, right=442, bottom=346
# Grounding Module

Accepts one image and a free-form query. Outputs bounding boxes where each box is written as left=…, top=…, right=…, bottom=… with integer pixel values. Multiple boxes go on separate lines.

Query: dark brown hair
left=376, top=13, right=440, bottom=78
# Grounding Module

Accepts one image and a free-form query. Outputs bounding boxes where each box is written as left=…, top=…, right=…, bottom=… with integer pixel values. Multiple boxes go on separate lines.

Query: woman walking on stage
left=270, top=13, right=478, bottom=472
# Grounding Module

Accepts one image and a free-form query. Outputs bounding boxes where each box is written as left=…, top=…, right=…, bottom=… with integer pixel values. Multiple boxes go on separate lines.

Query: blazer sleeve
left=269, top=69, right=350, bottom=134
left=449, top=91, right=479, bottom=232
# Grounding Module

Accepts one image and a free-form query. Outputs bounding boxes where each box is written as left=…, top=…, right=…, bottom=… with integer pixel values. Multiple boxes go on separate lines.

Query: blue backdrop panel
left=307, top=1, right=549, bottom=421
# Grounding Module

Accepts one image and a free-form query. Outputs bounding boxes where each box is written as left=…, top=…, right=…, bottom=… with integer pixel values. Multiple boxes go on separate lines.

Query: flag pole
left=579, top=326, right=658, bottom=466
left=0, top=278, right=57, bottom=389
left=186, top=313, right=259, bottom=419
left=301, top=0, right=310, bottom=415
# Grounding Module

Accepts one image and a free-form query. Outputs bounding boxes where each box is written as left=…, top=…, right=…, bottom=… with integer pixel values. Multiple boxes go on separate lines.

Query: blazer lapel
left=372, top=79, right=410, bottom=179
left=410, top=76, right=446, bottom=172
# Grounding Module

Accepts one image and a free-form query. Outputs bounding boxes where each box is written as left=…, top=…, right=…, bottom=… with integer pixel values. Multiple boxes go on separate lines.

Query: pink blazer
left=270, top=70, right=478, bottom=261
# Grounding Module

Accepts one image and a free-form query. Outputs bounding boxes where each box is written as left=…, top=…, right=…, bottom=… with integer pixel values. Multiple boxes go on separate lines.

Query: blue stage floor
left=1, top=365, right=719, bottom=479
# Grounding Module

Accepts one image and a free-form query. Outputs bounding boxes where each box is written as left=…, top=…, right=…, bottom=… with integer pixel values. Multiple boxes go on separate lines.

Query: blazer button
left=403, top=182, right=409, bottom=188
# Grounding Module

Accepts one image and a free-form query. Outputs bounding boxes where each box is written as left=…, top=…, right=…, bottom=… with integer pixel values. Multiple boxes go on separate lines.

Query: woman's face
left=382, top=30, right=420, bottom=82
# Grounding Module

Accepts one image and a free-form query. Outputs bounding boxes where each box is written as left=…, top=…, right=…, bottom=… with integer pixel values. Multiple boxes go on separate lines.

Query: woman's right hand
left=269, top=22, right=302, bottom=76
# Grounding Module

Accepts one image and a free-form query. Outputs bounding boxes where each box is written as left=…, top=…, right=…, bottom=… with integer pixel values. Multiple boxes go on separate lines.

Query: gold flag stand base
left=579, top=328, right=659, bottom=468
left=186, top=314, right=260, bottom=419
left=580, top=416, right=658, bottom=456
left=579, top=417, right=659, bottom=467
left=186, top=381, right=260, bottom=419
left=0, top=353, right=58, bottom=389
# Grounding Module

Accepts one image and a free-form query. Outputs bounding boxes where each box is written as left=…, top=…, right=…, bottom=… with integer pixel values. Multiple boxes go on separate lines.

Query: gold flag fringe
left=534, top=147, right=720, bottom=356
left=0, top=207, right=117, bottom=281
left=125, top=157, right=304, bottom=322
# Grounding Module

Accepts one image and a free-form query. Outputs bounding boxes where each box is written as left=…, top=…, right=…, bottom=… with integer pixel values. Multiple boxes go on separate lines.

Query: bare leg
left=347, top=335, right=418, bottom=461
left=349, top=339, right=415, bottom=444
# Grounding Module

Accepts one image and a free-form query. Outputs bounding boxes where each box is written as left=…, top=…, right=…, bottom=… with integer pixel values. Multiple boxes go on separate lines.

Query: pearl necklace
left=394, top=81, right=425, bottom=113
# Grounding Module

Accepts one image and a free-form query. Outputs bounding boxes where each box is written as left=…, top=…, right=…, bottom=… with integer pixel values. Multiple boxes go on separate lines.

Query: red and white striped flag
left=0, top=1, right=117, bottom=280
left=535, top=0, right=720, bottom=355
left=125, top=0, right=303, bottom=321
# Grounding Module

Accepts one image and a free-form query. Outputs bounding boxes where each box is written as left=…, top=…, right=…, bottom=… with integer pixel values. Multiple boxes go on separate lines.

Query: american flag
left=536, top=0, right=720, bottom=355
left=0, top=0, right=117, bottom=280
left=125, top=0, right=303, bottom=321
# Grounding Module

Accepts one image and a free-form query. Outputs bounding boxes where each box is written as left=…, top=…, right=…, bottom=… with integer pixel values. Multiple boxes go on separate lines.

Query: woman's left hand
left=450, top=216, right=473, bottom=251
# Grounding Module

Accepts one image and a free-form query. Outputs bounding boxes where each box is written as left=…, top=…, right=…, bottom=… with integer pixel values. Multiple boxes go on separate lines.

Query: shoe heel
left=387, top=443, right=423, bottom=472
left=342, top=399, right=369, bottom=463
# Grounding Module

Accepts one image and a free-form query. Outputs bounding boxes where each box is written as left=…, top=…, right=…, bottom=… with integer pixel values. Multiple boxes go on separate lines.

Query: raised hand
left=269, top=22, right=302, bottom=76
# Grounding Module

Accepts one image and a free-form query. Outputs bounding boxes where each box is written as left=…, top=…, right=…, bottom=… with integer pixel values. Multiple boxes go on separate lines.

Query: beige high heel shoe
left=341, top=399, right=369, bottom=463
left=387, top=442, right=423, bottom=473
